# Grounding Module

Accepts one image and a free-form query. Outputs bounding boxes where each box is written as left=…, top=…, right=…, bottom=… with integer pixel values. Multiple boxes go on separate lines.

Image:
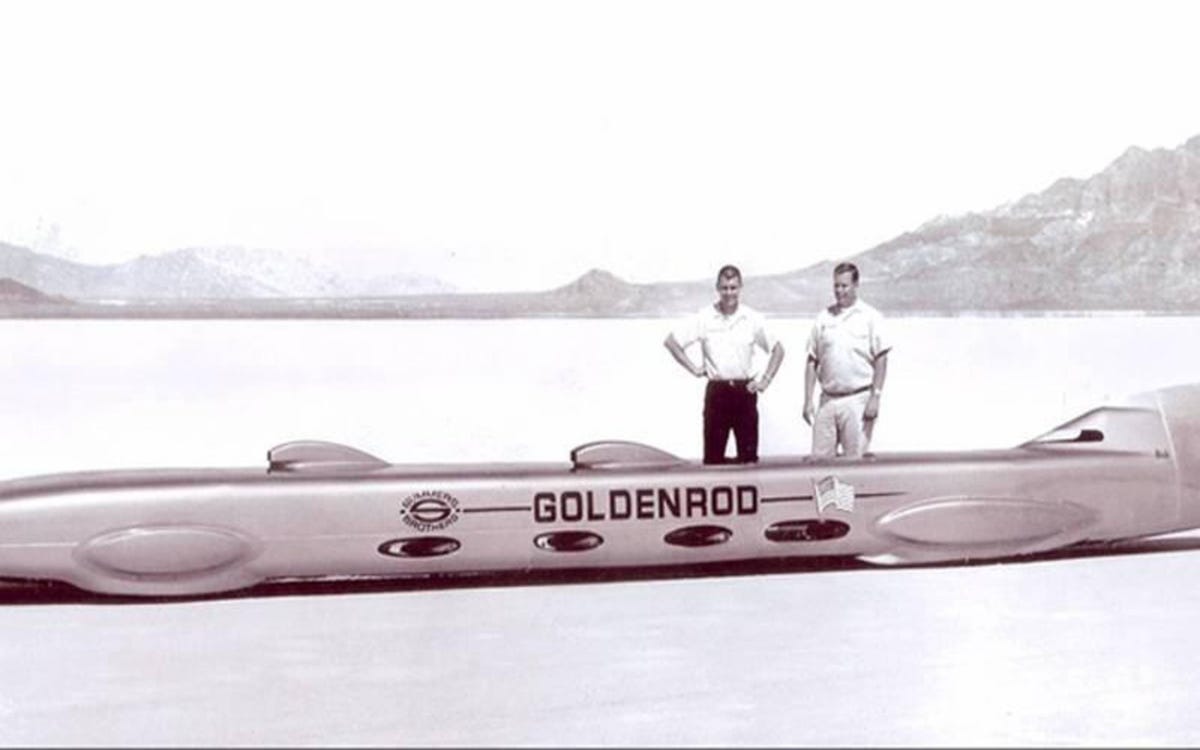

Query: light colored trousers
left=812, top=390, right=872, bottom=458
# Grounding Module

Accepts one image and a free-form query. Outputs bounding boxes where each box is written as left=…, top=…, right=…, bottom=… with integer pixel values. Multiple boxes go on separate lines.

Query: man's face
left=716, top=275, right=742, bottom=312
left=833, top=271, right=858, bottom=308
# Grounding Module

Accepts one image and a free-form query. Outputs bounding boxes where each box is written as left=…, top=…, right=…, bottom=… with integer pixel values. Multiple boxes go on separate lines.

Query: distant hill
left=170, top=247, right=457, bottom=297
left=0, top=277, right=72, bottom=305
left=0, top=244, right=457, bottom=300
left=622, top=133, right=1200, bottom=314
left=794, top=133, right=1200, bottom=312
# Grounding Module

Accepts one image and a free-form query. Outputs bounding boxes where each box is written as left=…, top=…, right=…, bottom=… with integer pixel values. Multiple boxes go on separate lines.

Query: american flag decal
left=813, top=475, right=855, bottom=514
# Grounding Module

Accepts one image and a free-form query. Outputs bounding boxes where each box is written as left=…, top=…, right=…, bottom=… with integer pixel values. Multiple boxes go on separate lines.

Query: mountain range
left=0, top=245, right=455, bottom=301
left=3, top=132, right=1199, bottom=316
left=836, top=134, right=1200, bottom=311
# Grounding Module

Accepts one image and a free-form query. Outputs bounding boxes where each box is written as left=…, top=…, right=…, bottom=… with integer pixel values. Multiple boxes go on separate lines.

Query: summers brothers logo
left=400, top=490, right=461, bottom=532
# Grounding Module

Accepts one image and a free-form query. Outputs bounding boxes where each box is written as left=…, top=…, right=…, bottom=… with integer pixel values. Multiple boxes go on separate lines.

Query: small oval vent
left=663, top=525, right=732, bottom=548
left=534, top=530, right=604, bottom=553
left=378, top=536, right=461, bottom=558
left=764, top=519, right=851, bottom=543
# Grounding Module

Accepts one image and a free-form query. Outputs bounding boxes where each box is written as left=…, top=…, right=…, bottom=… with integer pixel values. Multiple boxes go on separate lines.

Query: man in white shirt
left=665, top=265, right=786, bottom=464
left=803, top=262, right=891, bottom=458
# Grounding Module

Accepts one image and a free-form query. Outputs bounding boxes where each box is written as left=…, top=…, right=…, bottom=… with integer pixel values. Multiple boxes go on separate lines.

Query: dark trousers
left=703, top=379, right=759, bottom=465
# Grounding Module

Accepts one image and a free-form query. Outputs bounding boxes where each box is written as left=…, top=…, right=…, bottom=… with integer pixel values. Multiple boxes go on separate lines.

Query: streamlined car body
left=2, top=383, right=1199, bottom=597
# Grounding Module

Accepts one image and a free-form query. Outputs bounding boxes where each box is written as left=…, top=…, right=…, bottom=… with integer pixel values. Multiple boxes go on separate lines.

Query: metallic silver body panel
left=2, top=383, right=1199, bottom=597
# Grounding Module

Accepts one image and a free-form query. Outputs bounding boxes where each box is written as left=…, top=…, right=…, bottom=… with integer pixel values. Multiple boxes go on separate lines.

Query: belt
left=823, top=385, right=872, bottom=398
left=710, top=378, right=751, bottom=387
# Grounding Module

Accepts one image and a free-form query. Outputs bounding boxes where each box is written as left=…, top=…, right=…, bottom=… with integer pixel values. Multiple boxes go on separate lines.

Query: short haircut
left=716, top=264, right=742, bottom=285
left=833, top=262, right=859, bottom=283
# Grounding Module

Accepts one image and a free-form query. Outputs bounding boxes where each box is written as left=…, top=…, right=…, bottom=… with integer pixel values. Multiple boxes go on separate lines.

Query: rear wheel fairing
left=873, top=497, right=1097, bottom=547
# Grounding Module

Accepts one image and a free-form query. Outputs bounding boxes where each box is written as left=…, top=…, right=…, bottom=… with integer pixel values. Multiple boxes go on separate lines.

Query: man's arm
left=749, top=342, right=785, bottom=392
left=664, top=334, right=705, bottom=378
left=803, top=356, right=818, bottom=425
left=863, top=351, right=889, bottom=421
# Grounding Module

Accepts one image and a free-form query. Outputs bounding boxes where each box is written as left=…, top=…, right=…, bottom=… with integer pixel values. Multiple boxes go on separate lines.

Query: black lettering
left=712, top=486, right=734, bottom=516
left=636, top=488, right=655, bottom=519
left=610, top=489, right=632, bottom=520
left=585, top=490, right=605, bottom=521
left=562, top=491, right=584, bottom=522
left=534, top=492, right=557, bottom=523
left=658, top=488, right=681, bottom=518
left=737, top=485, right=758, bottom=515
left=539, top=485, right=759, bottom=524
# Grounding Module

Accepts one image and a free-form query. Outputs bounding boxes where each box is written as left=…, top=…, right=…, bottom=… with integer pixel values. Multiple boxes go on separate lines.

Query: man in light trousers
left=803, top=262, right=890, bottom=458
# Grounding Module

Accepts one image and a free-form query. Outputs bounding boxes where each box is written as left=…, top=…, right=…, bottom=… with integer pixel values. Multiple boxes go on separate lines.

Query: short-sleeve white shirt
left=806, top=300, right=891, bottom=394
left=672, top=303, right=778, bottom=380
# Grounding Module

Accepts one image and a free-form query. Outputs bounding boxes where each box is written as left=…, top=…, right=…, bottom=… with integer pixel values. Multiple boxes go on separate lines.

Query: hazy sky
left=2, top=0, right=1198, bottom=291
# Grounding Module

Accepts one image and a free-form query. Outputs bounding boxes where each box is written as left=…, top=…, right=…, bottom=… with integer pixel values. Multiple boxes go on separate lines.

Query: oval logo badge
left=400, top=491, right=461, bottom=532
left=378, top=536, right=461, bottom=558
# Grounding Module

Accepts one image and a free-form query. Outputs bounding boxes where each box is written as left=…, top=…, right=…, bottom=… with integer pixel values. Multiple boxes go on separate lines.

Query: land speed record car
left=1, top=382, right=1199, bottom=597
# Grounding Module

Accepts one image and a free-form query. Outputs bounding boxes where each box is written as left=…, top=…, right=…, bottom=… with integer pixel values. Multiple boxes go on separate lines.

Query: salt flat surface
left=2, top=549, right=1198, bottom=746
left=2, top=316, right=1199, bottom=745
